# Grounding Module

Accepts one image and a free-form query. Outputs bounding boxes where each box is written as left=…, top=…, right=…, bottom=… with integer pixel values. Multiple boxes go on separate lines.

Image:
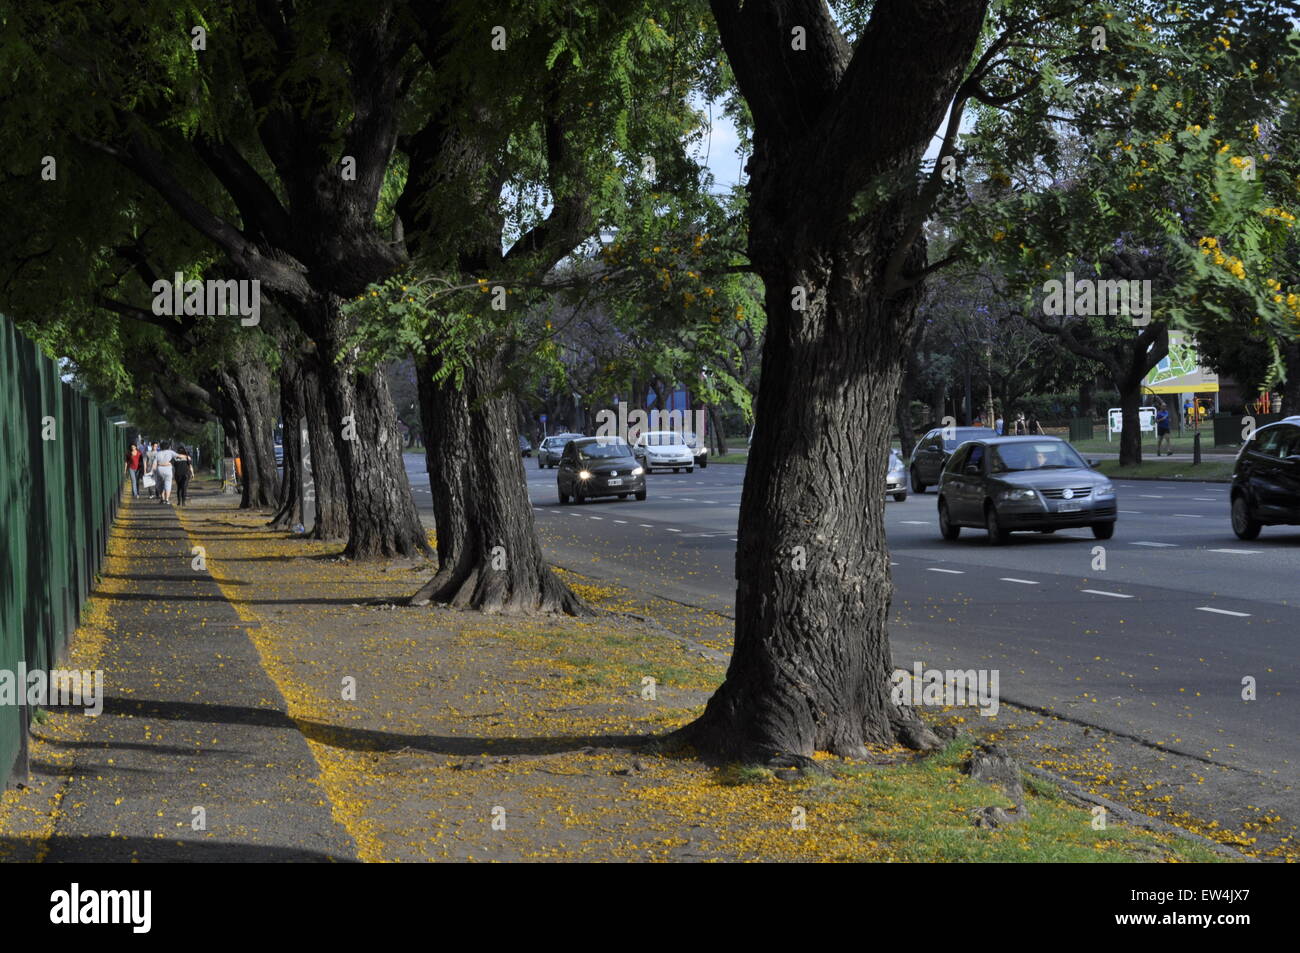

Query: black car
left=909, top=426, right=997, bottom=492
left=557, top=437, right=646, bottom=503
left=518, top=434, right=532, bottom=457
left=936, top=436, right=1117, bottom=544
left=1230, top=416, right=1300, bottom=539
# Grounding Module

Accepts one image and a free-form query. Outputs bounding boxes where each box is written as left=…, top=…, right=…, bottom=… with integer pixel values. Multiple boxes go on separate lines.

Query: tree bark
left=411, top=350, right=585, bottom=613
left=269, top=355, right=305, bottom=531
left=300, top=353, right=350, bottom=541
left=672, top=0, right=986, bottom=763
left=228, top=352, right=280, bottom=510
left=293, top=296, right=431, bottom=559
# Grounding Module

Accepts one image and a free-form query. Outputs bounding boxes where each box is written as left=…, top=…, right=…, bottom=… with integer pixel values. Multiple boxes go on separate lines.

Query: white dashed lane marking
left=926, top=568, right=964, bottom=574
left=1208, top=548, right=1261, bottom=555
left=1081, top=589, right=1133, bottom=598
left=1131, top=541, right=1178, bottom=547
left=1000, top=577, right=1039, bottom=585
left=1196, top=606, right=1251, bottom=617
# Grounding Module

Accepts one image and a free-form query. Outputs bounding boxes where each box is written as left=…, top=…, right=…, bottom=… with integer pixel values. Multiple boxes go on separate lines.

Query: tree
left=672, top=0, right=990, bottom=763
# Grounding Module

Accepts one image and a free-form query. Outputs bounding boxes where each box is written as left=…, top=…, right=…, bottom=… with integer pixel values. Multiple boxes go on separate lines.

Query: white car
left=633, top=431, right=696, bottom=473
left=887, top=449, right=908, bottom=502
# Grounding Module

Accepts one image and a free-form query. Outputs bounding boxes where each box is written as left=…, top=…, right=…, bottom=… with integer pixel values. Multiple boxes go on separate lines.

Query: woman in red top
left=125, top=443, right=142, bottom=498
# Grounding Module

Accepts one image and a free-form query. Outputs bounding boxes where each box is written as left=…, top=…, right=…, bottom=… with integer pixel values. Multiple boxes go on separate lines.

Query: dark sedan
left=909, top=425, right=997, bottom=492
left=936, top=436, right=1117, bottom=544
left=557, top=437, right=646, bottom=504
left=1230, top=416, right=1300, bottom=539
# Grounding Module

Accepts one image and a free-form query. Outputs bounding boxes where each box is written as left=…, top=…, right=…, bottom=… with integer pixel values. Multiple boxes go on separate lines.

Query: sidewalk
left=0, top=489, right=356, bottom=862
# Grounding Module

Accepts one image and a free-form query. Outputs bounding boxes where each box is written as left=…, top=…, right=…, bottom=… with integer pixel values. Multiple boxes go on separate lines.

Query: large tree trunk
left=218, top=369, right=259, bottom=509
left=413, top=350, right=471, bottom=586
left=229, top=352, right=280, bottom=510
left=299, top=296, right=430, bottom=559
left=411, top=350, right=585, bottom=613
left=269, top=356, right=305, bottom=531
left=677, top=246, right=927, bottom=762
left=673, top=0, right=986, bottom=763
left=300, top=353, right=350, bottom=541
left=1117, top=384, right=1143, bottom=466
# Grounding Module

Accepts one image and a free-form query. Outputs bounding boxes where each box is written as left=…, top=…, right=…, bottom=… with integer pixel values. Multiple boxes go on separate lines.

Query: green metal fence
left=1, top=312, right=125, bottom=788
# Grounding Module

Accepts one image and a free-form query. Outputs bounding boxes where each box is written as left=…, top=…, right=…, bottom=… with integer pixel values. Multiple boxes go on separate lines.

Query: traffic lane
left=404, top=458, right=1297, bottom=788
left=890, top=487, right=1300, bottom=608
left=890, top=560, right=1299, bottom=777
left=522, top=487, right=1299, bottom=781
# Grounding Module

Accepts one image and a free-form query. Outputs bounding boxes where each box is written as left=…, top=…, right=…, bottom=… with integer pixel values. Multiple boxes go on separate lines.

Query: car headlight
left=1094, top=483, right=1115, bottom=499
left=578, top=470, right=592, bottom=480
left=998, top=487, right=1038, bottom=502
left=632, top=467, right=644, bottom=476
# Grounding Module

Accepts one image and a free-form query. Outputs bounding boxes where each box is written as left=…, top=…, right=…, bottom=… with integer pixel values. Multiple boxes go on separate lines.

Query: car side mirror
left=1087, top=458, right=1099, bottom=468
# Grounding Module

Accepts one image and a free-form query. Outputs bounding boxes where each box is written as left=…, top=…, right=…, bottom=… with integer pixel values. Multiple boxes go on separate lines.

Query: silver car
left=537, top=433, right=584, bottom=469
left=887, top=449, right=907, bottom=502
left=937, top=436, right=1116, bottom=544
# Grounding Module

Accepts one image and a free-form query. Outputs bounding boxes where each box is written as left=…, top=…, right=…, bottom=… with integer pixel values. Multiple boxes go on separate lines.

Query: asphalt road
left=403, top=454, right=1298, bottom=812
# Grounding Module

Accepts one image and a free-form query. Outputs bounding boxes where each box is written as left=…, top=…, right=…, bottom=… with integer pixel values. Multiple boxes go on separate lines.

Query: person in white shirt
left=152, top=441, right=192, bottom=505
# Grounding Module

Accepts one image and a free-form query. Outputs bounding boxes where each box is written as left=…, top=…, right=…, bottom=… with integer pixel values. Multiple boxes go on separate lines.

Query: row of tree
left=3, top=0, right=1298, bottom=762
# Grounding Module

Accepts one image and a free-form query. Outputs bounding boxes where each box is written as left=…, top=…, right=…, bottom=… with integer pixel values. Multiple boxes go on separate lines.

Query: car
left=909, top=426, right=997, bottom=493
left=557, top=437, right=646, bottom=504
left=536, top=433, right=584, bottom=469
left=633, top=430, right=695, bottom=473
left=887, top=449, right=907, bottom=502
left=935, top=435, right=1116, bottom=544
left=1230, top=415, right=1300, bottom=540
left=518, top=434, right=532, bottom=457
left=682, top=431, right=710, bottom=468
left=274, top=442, right=284, bottom=468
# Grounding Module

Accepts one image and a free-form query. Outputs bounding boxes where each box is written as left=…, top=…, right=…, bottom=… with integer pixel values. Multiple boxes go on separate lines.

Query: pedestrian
left=152, top=441, right=191, bottom=505
left=124, top=442, right=142, bottom=498
left=173, top=444, right=193, bottom=507
left=145, top=441, right=160, bottom=498
left=995, top=412, right=1005, bottom=436
left=1156, top=402, right=1173, bottom=455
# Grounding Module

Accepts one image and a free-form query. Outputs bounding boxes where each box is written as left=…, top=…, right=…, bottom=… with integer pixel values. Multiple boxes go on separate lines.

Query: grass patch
left=830, top=740, right=1227, bottom=862
left=709, top=453, right=749, bottom=464
left=1096, top=459, right=1235, bottom=482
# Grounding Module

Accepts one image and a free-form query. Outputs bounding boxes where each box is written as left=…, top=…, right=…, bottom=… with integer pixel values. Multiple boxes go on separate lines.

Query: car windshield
left=990, top=442, right=1087, bottom=472
left=642, top=431, right=686, bottom=446
left=578, top=441, right=634, bottom=461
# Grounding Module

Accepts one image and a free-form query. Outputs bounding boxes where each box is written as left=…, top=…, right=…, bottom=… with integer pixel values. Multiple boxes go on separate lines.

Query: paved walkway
left=2, top=489, right=356, bottom=862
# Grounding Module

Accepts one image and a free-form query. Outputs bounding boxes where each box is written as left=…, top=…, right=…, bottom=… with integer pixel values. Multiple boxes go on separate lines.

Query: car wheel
left=700, top=457, right=708, bottom=468
left=686, top=466, right=694, bottom=473
left=1091, top=522, right=1115, bottom=540
left=619, top=494, right=628, bottom=499
left=893, top=492, right=907, bottom=503
left=575, top=485, right=586, bottom=504
left=938, top=499, right=960, bottom=540
left=985, top=504, right=1010, bottom=545
left=1231, top=495, right=1261, bottom=540
left=911, top=467, right=926, bottom=494
left=635, top=488, right=647, bottom=501
left=559, top=488, right=570, bottom=505
left=673, top=467, right=680, bottom=473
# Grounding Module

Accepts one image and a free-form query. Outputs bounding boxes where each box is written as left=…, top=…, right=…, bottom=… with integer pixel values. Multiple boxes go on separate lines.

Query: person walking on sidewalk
left=125, top=443, right=142, bottom=498
left=145, top=441, right=160, bottom=498
left=173, top=444, right=193, bottom=507
left=152, top=441, right=191, bottom=505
